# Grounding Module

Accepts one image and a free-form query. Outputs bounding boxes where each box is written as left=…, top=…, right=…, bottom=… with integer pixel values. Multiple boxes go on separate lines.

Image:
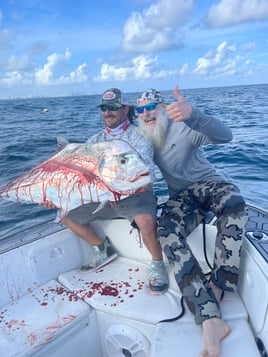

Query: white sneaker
left=81, top=236, right=117, bottom=271
left=149, top=260, right=169, bottom=294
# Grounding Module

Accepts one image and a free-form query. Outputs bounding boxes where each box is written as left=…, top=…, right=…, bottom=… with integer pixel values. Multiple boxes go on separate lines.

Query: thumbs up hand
left=173, top=84, right=184, bottom=102
left=165, top=85, right=192, bottom=122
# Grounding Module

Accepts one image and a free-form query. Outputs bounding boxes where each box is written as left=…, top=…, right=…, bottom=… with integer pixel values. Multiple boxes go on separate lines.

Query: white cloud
left=179, top=63, right=190, bottom=76
left=7, top=54, right=34, bottom=71
left=0, top=70, right=34, bottom=87
left=94, top=55, right=159, bottom=81
left=0, top=1, right=266, bottom=97
left=94, top=38, right=256, bottom=83
left=205, top=0, right=268, bottom=28
left=57, top=63, right=88, bottom=84
left=35, top=49, right=72, bottom=85
left=121, top=0, right=194, bottom=52
left=192, top=41, right=253, bottom=79
left=0, top=48, right=88, bottom=90
left=94, top=54, right=190, bottom=82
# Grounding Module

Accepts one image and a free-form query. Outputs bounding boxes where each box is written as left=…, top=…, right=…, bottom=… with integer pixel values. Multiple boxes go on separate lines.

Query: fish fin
left=56, top=135, right=70, bottom=153
left=92, top=200, right=109, bottom=214
left=54, top=209, right=67, bottom=223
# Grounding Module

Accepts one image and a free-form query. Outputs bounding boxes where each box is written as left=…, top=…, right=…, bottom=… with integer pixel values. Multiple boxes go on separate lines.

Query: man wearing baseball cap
left=64, top=88, right=169, bottom=294
left=136, top=85, right=247, bottom=356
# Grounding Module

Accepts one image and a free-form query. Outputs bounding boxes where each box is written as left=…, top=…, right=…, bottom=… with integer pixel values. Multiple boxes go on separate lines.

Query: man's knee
left=134, top=214, right=157, bottom=234
left=221, top=193, right=246, bottom=217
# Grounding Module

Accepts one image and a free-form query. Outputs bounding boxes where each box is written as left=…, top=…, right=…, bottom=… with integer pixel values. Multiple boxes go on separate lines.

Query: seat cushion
left=0, top=280, right=90, bottom=357
left=59, top=257, right=183, bottom=324
left=151, top=318, right=260, bottom=357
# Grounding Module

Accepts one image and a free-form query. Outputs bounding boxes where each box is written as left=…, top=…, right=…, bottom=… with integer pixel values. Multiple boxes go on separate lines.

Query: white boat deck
left=0, top=214, right=266, bottom=356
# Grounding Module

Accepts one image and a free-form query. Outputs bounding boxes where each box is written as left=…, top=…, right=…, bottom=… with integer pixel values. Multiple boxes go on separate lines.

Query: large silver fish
left=0, top=139, right=152, bottom=219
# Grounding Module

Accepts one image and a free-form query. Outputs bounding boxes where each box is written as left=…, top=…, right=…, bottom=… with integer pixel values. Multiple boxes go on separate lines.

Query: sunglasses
left=100, top=105, right=121, bottom=112
left=136, top=102, right=158, bottom=114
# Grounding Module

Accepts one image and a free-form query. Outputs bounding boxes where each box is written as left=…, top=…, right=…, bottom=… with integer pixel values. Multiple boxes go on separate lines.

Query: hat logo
left=103, top=91, right=117, bottom=100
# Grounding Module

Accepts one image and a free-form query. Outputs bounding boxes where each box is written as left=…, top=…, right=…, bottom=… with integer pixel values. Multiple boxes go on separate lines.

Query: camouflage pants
left=158, top=181, right=247, bottom=324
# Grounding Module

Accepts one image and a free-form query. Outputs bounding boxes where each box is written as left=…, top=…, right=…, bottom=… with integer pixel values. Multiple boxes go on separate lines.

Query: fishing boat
left=0, top=202, right=267, bottom=357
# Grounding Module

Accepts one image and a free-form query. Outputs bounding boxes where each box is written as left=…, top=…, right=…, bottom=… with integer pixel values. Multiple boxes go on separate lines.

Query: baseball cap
left=97, top=88, right=129, bottom=108
left=137, top=89, right=163, bottom=104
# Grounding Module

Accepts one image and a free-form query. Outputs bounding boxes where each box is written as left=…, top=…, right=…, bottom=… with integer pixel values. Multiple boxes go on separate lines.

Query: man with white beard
left=136, top=86, right=247, bottom=357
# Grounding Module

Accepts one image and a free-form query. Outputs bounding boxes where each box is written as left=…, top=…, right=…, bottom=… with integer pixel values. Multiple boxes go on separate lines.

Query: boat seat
left=151, top=288, right=258, bottom=356
left=58, top=257, right=183, bottom=325
left=0, top=279, right=98, bottom=357
left=151, top=318, right=260, bottom=357
left=58, top=256, right=248, bottom=324
left=179, top=290, right=248, bottom=323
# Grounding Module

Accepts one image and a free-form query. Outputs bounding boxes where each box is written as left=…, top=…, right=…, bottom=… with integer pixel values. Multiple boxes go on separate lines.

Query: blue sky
left=0, top=0, right=268, bottom=99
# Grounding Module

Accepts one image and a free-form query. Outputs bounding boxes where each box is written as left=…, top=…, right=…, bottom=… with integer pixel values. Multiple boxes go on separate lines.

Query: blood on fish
left=0, top=140, right=152, bottom=219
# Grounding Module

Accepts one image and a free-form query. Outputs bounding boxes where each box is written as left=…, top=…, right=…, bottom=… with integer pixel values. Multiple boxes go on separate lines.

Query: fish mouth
left=129, top=169, right=150, bottom=182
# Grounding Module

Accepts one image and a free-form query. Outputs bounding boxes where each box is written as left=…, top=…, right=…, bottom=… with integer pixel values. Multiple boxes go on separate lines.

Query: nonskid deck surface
left=245, top=205, right=268, bottom=262
left=246, top=205, right=268, bottom=232
left=58, top=256, right=261, bottom=357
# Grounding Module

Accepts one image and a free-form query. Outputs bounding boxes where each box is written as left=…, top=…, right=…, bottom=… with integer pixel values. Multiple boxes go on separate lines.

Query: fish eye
left=119, top=155, right=128, bottom=164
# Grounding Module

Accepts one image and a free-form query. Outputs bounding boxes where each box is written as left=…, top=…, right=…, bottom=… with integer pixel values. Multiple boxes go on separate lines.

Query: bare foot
left=199, top=317, right=230, bottom=357
left=210, top=281, right=223, bottom=303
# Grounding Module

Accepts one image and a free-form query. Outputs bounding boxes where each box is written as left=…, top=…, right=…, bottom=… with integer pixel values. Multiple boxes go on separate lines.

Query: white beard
left=139, top=109, right=169, bottom=150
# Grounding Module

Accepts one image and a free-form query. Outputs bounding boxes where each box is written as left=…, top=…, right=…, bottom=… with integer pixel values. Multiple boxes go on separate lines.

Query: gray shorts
left=67, top=191, right=157, bottom=226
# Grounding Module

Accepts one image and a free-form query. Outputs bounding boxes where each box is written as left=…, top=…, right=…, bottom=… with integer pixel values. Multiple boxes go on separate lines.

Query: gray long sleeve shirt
left=154, top=107, right=233, bottom=196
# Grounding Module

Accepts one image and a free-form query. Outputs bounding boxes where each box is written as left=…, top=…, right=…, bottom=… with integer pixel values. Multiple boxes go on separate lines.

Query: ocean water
left=0, top=84, right=267, bottom=241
